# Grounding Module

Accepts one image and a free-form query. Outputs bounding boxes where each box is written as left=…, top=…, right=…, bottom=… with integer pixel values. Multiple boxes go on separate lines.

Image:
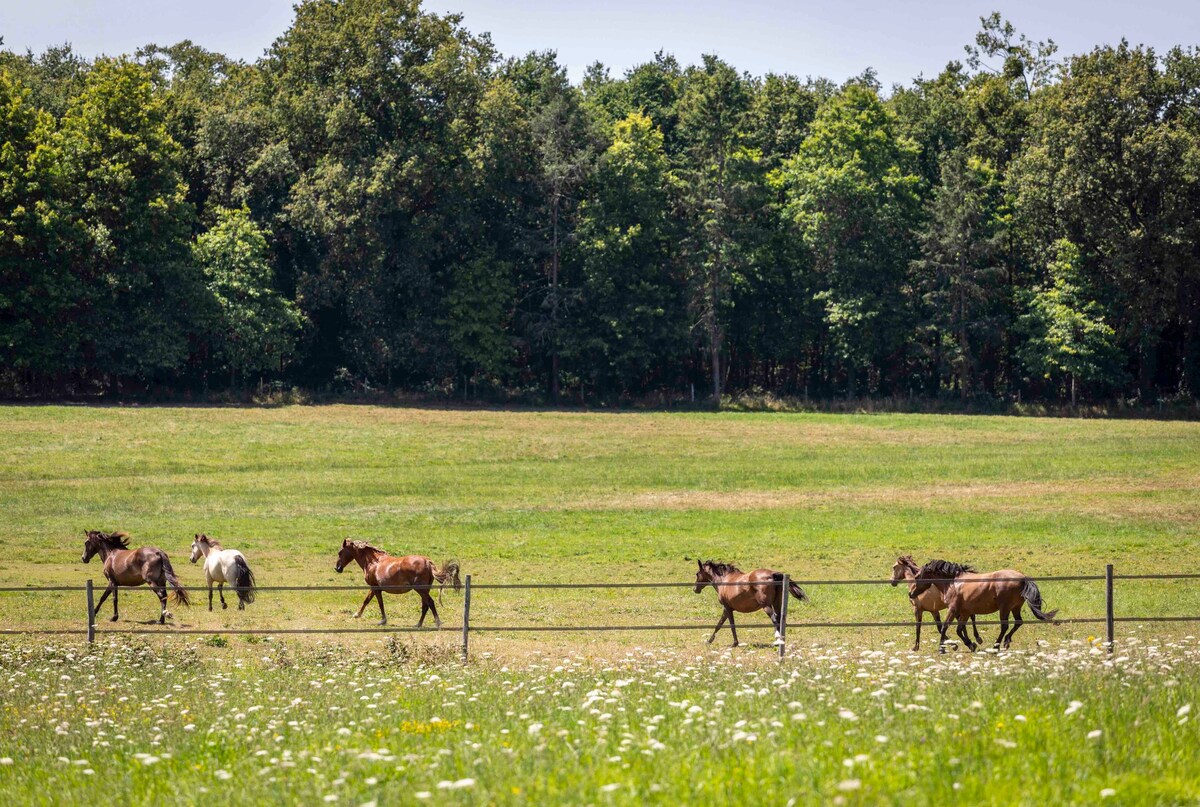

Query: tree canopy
left=1, top=5, right=1199, bottom=406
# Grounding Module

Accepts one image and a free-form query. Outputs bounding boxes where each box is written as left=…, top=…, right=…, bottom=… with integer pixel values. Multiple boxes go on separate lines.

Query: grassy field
left=0, top=404, right=1198, bottom=637
left=1, top=404, right=1199, bottom=803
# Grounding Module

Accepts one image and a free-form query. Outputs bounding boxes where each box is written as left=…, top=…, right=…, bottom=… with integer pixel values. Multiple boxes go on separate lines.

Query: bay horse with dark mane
left=891, top=555, right=981, bottom=651
left=334, top=539, right=461, bottom=627
left=81, top=530, right=190, bottom=624
left=909, top=559, right=1059, bottom=652
left=693, top=559, right=808, bottom=647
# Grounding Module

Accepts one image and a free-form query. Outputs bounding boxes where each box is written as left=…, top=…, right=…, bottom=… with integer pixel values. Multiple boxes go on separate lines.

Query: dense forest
left=2, top=1, right=1199, bottom=405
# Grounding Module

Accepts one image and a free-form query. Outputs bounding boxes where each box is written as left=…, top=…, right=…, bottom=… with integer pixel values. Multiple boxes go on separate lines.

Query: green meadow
left=0, top=405, right=1197, bottom=638
left=0, top=405, right=1198, bottom=804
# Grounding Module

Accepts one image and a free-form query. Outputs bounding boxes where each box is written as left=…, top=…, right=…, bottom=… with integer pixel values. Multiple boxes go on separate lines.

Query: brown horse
left=333, top=539, right=461, bottom=627
left=81, top=530, right=190, bottom=624
left=910, top=559, right=1059, bottom=652
left=693, top=559, right=808, bottom=647
left=891, top=555, right=981, bottom=651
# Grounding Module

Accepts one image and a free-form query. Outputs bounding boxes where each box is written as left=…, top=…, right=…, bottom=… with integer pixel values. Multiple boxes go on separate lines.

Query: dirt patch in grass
left=563, top=477, right=1200, bottom=521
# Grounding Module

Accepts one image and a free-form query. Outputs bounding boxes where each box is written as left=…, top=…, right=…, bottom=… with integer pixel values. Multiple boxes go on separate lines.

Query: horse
left=909, top=559, right=1059, bottom=652
left=333, top=539, right=461, bottom=627
left=189, top=534, right=257, bottom=611
left=693, top=559, right=808, bottom=647
left=891, top=555, right=982, bottom=651
left=81, top=530, right=190, bottom=624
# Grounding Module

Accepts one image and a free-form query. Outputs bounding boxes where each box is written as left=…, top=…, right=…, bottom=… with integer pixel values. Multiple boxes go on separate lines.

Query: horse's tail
left=232, top=555, right=257, bottom=606
left=432, top=559, right=462, bottom=602
left=1021, top=578, right=1058, bottom=622
left=773, top=572, right=809, bottom=603
left=160, top=553, right=190, bottom=608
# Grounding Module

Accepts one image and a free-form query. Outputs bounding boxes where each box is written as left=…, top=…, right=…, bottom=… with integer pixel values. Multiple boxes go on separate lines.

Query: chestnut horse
left=890, top=555, right=981, bottom=651
left=910, top=559, right=1059, bottom=652
left=693, top=559, right=808, bottom=647
left=81, top=530, right=190, bottom=624
left=333, top=539, right=461, bottom=627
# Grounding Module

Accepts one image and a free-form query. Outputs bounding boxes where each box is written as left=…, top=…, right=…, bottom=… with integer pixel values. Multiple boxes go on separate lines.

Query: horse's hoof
left=222, top=603, right=228, bottom=610
left=208, top=606, right=213, bottom=612
left=911, top=645, right=920, bottom=652
left=352, top=613, right=361, bottom=619
left=109, top=615, right=119, bottom=622
left=378, top=620, right=387, bottom=626
left=706, top=637, right=715, bottom=645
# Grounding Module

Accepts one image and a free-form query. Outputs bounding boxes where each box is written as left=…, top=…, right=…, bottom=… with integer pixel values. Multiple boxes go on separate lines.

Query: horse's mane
left=920, top=559, right=976, bottom=579
left=347, top=540, right=385, bottom=554
left=703, top=560, right=742, bottom=576
left=90, top=530, right=130, bottom=549
left=198, top=534, right=222, bottom=549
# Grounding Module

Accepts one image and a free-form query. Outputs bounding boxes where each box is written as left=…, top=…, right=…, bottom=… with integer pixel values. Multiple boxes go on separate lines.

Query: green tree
left=784, top=82, right=922, bottom=396
left=0, top=69, right=85, bottom=384
left=195, top=207, right=304, bottom=383
left=1018, top=240, right=1122, bottom=403
left=911, top=150, right=1004, bottom=398
left=676, top=55, right=757, bottom=402
left=57, top=57, right=202, bottom=382
left=574, top=111, right=685, bottom=393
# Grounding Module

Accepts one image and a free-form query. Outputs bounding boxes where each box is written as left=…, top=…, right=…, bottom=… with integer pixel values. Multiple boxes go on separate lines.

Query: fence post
left=1105, top=564, right=1114, bottom=653
left=777, top=574, right=790, bottom=660
left=86, top=579, right=95, bottom=644
left=461, top=574, right=472, bottom=663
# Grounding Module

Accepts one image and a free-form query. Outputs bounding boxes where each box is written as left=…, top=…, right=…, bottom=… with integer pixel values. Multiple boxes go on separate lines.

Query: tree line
left=2, top=2, right=1199, bottom=405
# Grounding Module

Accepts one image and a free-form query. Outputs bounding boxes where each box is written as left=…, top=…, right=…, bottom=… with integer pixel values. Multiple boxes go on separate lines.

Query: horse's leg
left=425, top=592, right=441, bottom=629
left=971, top=615, right=983, bottom=645
left=728, top=612, right=739, bottom=648
left=707, top=609, right=729, bottom=645
left=913, top=608, right=925, bottom=652
left=375, top=591, right=387, bottom=626
left=1005, top=606, right=1024, bottom=649
left=111, top=584, right=120, bottom=622
left=353, top=590, right=374, bottom=619
left=93, top=583, right=113, bottom=620
left=155, top=586, right=169, bottom=624
left=764, top=605, right=781, bottom=643
left=956, top=616, right=976, bottom=652
left=416, top=592, right=429, bottom=628
left=995, top=608, right=1009, bottom=650
left=218, top=582, right=227, bottom=610
left=936, top=608, right=953, bottom=653
left=207, top=576, right=214, bottom=612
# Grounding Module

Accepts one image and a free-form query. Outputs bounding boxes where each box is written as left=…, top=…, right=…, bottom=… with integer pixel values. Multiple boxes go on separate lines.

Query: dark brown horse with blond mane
left=693, top=559, right=808, bottom=647
left=334, top=539, right=461, bottom=627
left=81, top=530, right=190, bottom=624
left=891, top=555, right=981, bottom=651
left=910, top=559, right=1059, bottom=652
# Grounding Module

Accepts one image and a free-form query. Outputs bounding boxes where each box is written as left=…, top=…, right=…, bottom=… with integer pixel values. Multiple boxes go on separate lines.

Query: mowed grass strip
left=0, top=405, right=1198, bottom=641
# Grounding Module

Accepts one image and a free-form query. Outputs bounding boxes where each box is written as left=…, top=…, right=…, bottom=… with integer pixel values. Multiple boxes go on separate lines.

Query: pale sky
left=2, top=0, right=1198, bottom=86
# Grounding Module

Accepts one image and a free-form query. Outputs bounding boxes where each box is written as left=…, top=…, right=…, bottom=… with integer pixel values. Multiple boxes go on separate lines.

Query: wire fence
left=1, top=566, right=1199, bottom=660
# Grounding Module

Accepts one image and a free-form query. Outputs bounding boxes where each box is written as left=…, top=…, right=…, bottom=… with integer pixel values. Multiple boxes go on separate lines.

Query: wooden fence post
left=1105, top=564, right=1114, bottom=653
left=86, top=579, right=95, bottom=644
left=461, top=575, right=472, bottom=663
left=778, top=574, right=790, bottom=660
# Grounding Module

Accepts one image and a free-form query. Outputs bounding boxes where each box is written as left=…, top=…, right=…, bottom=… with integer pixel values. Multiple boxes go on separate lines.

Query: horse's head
left=190, top=534, right=204, bottom=563
left=694, top=559, right=713, bottom=594
left=335, top=538, right=355, bottom=573
left=81, top=530, right=101, bottom=563
left=890, top=555, right=916, bottom=587
left=82, top=530, right=127, bottom=562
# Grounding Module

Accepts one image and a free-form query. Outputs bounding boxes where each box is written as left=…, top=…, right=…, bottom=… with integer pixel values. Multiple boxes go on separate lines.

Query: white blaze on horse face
left=190, top=541, right=202, bottom=563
